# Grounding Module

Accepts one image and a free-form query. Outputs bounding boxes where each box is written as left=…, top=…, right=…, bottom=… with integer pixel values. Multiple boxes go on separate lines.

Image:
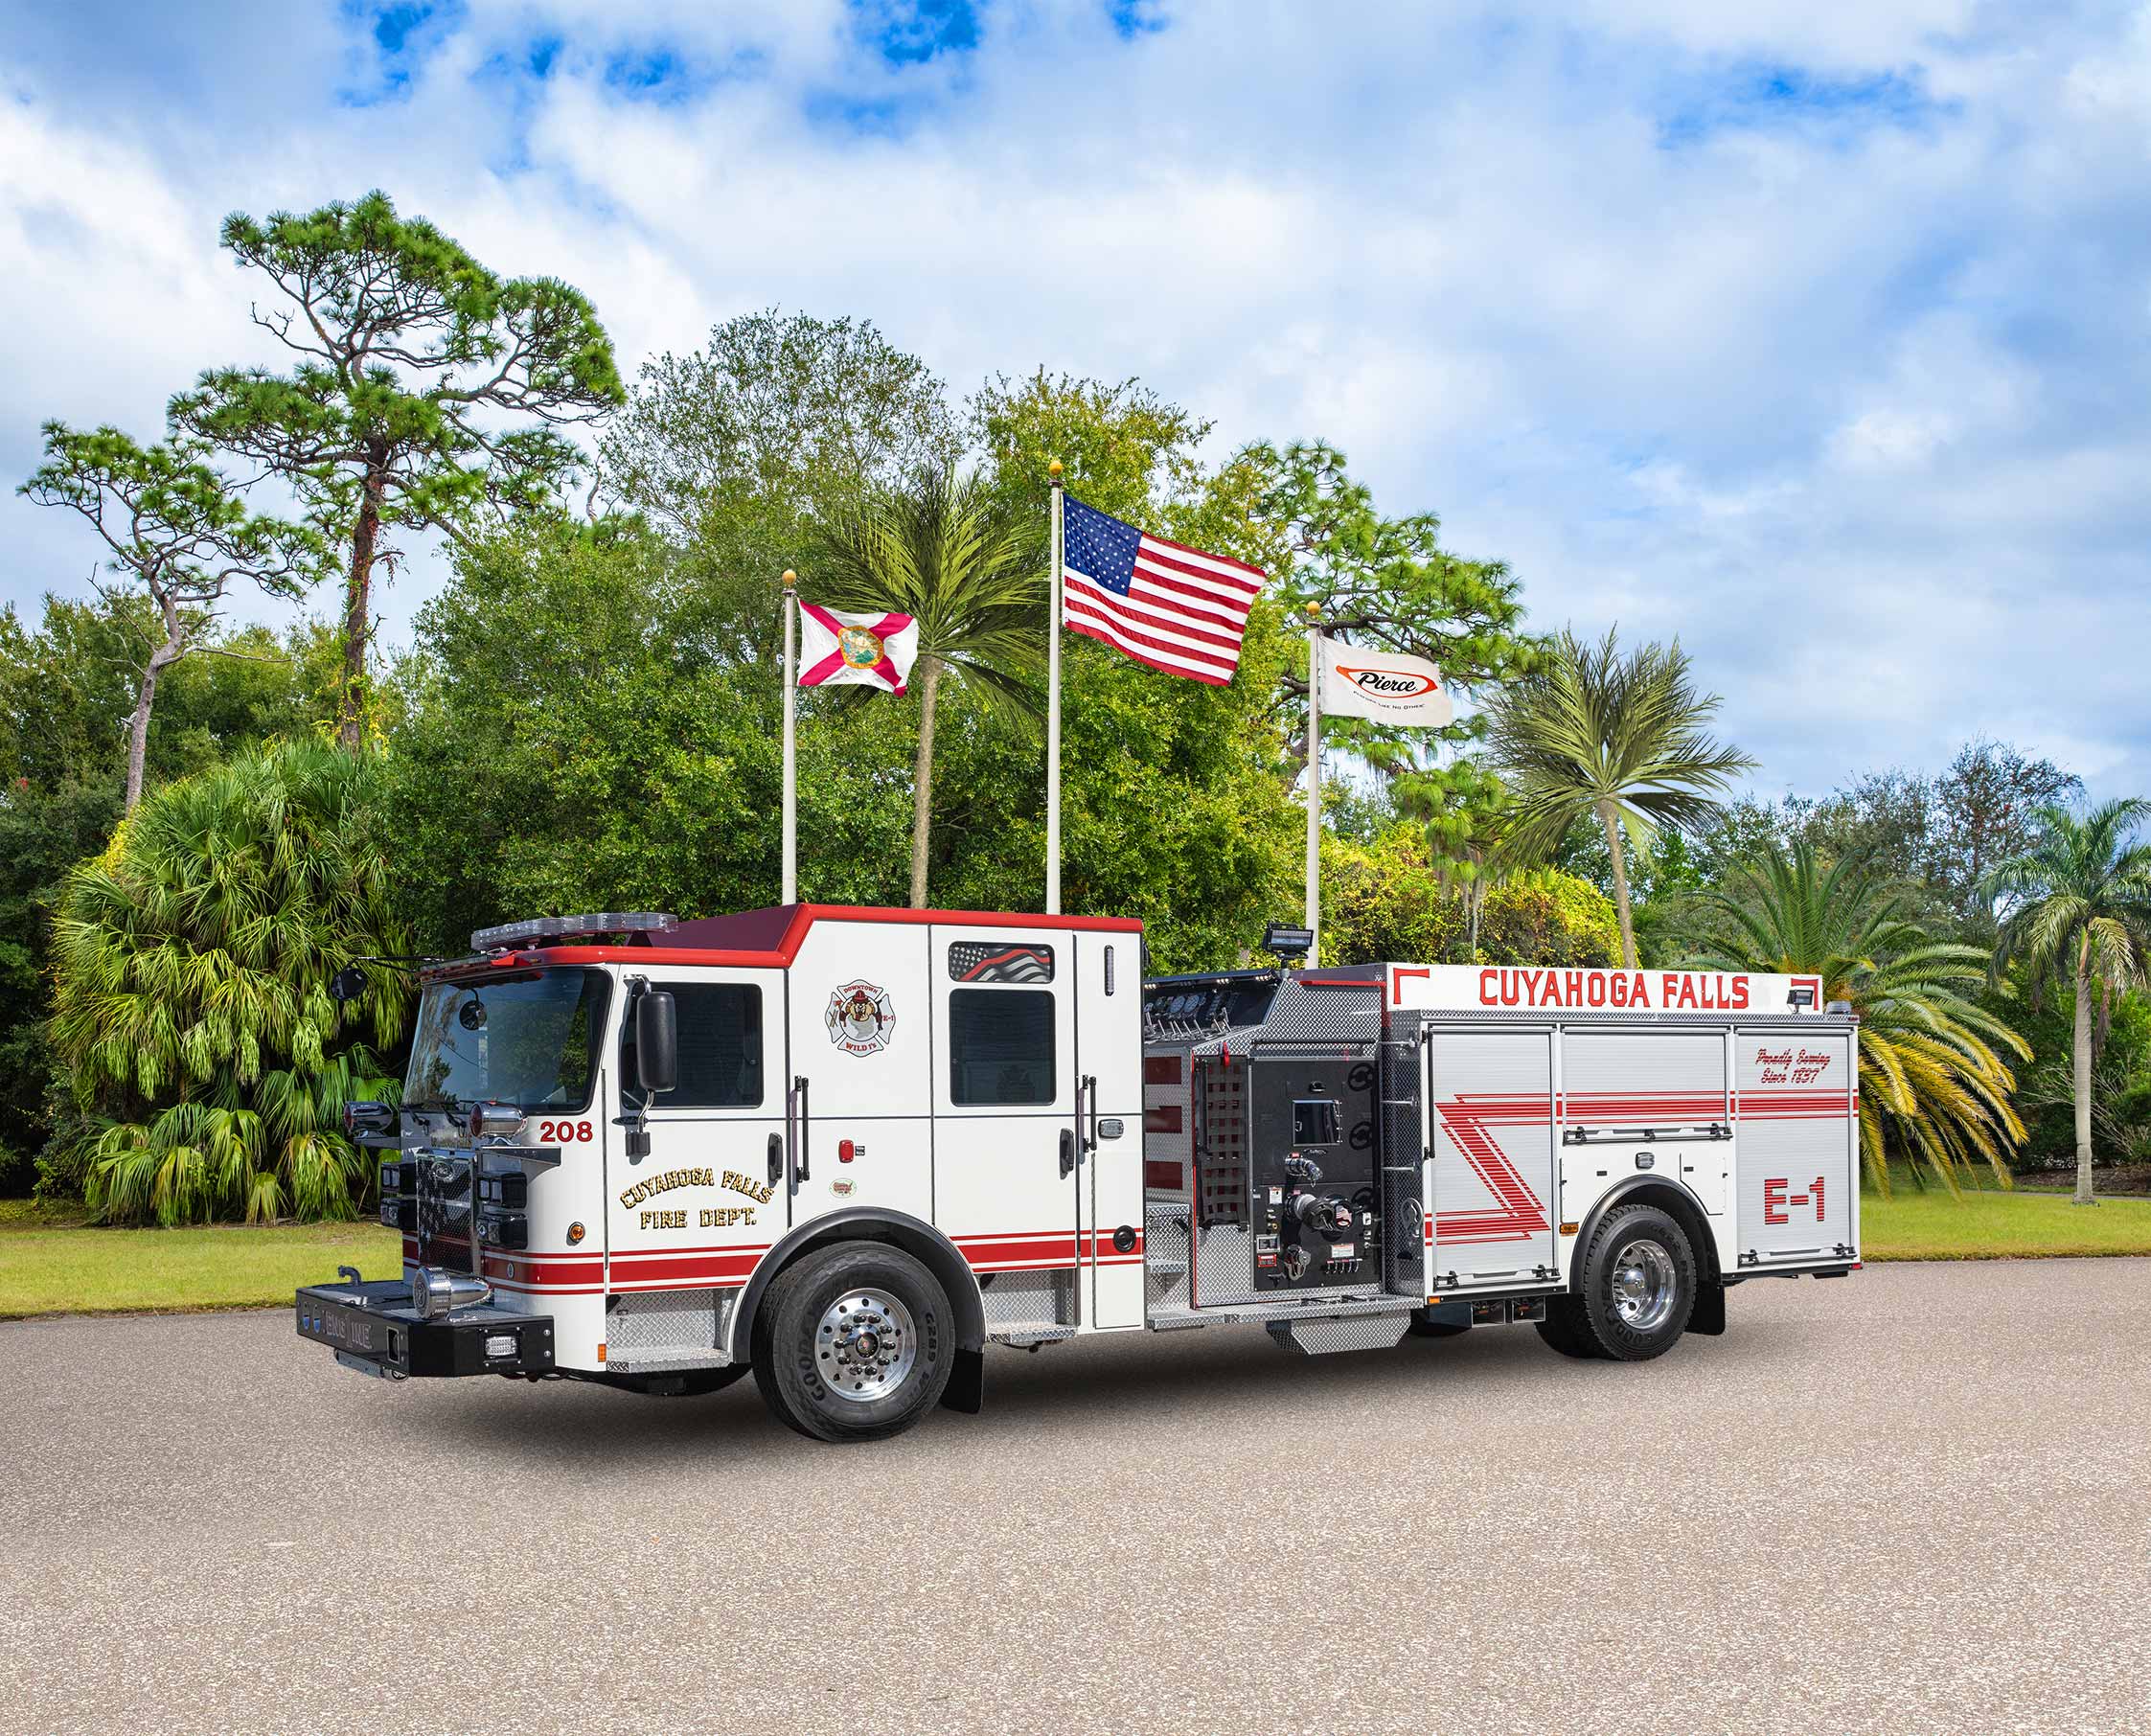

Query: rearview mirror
left=330, top=965, right=367, bottom=1004
left=635, top=991, right=678, bottom=1095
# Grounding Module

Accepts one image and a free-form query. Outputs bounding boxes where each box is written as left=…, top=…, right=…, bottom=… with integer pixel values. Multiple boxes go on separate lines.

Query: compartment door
left=1734, top=1029, right=1857, bottom=1268
left=1075, top=931, right=1144, bottom=1329
left=1561, top=1029, right=1730, bottom=1214
left=1425, top=1028, right=1557, bottom=1291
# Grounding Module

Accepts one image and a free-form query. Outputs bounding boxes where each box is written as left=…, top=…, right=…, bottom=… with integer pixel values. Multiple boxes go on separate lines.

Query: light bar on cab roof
left=469, top=912, right=678, bottom=952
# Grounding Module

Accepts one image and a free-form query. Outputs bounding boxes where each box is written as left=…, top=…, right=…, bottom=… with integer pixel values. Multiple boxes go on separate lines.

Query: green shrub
left=48, top=742, right=411, bottom=1223
left=1320, top=830, right=1617, bottom=967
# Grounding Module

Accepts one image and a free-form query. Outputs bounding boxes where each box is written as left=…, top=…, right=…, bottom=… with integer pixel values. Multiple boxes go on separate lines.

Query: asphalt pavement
left=3, top=1258, right=2148, bottom=1736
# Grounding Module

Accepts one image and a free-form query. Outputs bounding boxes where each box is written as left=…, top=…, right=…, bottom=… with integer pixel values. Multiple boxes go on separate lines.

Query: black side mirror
left=635, top=992, right=678, bottom=1095
left=330, top=965, right=367, bottom=1004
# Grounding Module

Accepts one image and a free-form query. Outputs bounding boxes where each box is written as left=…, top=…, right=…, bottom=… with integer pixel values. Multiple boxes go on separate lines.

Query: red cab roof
left=426, top=902, right=1142, bottom=978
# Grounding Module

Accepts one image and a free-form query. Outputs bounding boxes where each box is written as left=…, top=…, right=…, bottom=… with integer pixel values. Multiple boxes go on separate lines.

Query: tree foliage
left=1984, top=800, right=2151, bottom=1203
left=385, top=518, right=921, bottom=948
left=171, top=190, right=625, bottom=747
left=602, top=309, right=958, bottom=647
left=1675, top=840, right=2028, bottom=1194
left=1321, top=826, right=1619, bottom=968
left=48, top=742, right=410, bottom=1223
left=811, top=468, right=1043, bottom=906
left=19, top=423, right=319, bottom=809
left=1486, top=627, right=1755, bottom=968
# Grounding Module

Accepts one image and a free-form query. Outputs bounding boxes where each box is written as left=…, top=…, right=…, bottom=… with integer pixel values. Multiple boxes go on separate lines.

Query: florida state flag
left=797, top=605, right=920, bottom=695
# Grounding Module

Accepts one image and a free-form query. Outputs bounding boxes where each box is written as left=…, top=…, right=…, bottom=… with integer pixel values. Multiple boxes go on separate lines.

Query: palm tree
left=1676, top=839, right=2028, bottom=1194
left=812, top=468, right=1043, bottom=906
left=48, top=741, right=410, bottom=1223
left=1484, top=627, right=1754, bottom=967
left=1984, top=800, right=2151, bottom=1205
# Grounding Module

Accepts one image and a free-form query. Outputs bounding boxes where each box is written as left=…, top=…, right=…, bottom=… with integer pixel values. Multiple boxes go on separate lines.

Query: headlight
left=410, top=1266, right=492, bottom=1319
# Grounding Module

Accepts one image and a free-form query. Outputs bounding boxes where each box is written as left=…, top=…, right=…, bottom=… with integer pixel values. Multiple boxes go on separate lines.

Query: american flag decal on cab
left=948, top=941, right=1055, bottom=984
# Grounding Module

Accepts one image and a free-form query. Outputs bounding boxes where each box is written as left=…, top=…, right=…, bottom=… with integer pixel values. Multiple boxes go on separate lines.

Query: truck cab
left=304, top=904, right=1147, bottom=1441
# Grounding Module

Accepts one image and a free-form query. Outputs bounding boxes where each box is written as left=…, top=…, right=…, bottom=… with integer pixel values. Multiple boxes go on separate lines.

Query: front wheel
left=1570, top=1202, right=1696, bottom=1361
left=754, top=1242, right=954, bottom=1443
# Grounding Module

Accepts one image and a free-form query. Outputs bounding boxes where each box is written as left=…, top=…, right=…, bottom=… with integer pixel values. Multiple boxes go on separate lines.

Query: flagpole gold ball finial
left=1048, top=458, right=1063, bottom=480
left=782, top=570, right=795, bottom=589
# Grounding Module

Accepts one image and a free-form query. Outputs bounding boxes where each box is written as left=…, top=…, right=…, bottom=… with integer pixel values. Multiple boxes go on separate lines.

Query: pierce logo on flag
left=1316, top=636, right=1454, bottom=727
left=1061, top=494, right=1264, bottom=685
left=799, top=605, right=920, bottom=694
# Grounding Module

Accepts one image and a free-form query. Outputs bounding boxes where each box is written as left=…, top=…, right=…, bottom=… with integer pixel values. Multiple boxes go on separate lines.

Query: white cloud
left=1, top=0, right=2148, bottom=807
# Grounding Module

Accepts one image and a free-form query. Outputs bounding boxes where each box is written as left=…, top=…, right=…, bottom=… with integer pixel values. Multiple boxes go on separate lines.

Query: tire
left=1569, top=1202, right=1697, bottom=1361
left=1405, top=1307, right=1470, bottom=1339
left=752, top=1242, right=953, bottom=1443
left=1534, top=1296, right=1601, bottom=1359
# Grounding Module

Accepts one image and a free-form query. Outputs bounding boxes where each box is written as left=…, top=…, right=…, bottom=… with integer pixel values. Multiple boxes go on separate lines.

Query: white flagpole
left=1304, top=603, right=1322, bottom=961
left=781, top=569, right=798, bottom=905
left=1046, top=459, right=1064, bottom=915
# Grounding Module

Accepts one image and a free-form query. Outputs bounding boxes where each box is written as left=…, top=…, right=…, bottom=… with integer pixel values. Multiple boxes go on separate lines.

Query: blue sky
left=3, top=0, right=2148, bottom=801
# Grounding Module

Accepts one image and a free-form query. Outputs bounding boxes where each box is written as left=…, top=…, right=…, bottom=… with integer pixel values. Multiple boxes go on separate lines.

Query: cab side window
left=949, top=988, right=1055, bottom=1106
left=623, top=983, right=764, bottom=1108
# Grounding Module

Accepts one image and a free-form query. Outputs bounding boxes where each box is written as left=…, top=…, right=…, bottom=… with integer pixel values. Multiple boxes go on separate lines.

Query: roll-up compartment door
left=1562, top=1030, right=1730, bottom=1215
left=1426, top=1029, right=1556, bottom=1290
left=1734, top=1029, right=1856, bottom=1267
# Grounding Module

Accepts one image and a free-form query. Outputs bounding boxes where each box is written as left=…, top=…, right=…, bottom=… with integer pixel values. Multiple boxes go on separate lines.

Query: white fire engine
left=298, top=905, right=1861, bottom=1443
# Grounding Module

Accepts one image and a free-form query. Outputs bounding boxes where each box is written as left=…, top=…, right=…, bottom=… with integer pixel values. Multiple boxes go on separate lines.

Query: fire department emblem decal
left=826, top=980, right=895, bottom=1055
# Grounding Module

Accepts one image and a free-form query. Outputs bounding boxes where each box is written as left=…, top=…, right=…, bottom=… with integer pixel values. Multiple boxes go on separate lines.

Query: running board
left=1146, top=1292, right=1414, bottom=1334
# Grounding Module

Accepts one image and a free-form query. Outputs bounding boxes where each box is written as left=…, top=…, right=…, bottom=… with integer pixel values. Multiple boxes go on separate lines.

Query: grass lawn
left=0, top=1199, right=403, bottom=1318
left=1862, top=1179, right=2151, bottom=1261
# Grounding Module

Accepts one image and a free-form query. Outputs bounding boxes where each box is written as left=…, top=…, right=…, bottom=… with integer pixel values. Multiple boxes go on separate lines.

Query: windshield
left=405, top=970, right=611, bottom=1113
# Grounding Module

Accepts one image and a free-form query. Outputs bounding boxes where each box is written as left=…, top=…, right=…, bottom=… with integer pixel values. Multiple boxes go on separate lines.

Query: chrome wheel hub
left=1609, top=1238, right=1678, bottom=1333
left=815, top=1290, right=917, bottom=1402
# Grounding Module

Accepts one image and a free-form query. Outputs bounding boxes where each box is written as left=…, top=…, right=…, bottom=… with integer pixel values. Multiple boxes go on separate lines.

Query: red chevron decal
left=1434, top=1094, right=1551, bottom=1245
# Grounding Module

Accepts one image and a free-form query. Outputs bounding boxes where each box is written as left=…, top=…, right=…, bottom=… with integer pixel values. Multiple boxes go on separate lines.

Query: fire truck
left=297, top=904, right=1862, bottom=1443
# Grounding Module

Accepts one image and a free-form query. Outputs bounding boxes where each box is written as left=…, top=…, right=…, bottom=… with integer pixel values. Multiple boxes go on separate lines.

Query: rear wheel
left=1570, top=1203, right=1696, bottom=1361
left=753, top=1243, right=953, bottom=1443
left=1534, top=1297, right=1600, bottom=1359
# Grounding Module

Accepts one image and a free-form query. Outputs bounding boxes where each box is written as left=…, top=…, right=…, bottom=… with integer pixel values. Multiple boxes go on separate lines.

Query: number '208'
left=538, top=1120, right=594, bottom=1144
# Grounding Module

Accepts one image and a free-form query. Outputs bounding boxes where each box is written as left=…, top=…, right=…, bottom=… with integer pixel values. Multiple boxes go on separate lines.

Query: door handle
left=1084, top=1073, right=1099, bottom=1152
left=1059, top=1128, right=1076, bottom=1179
left=767, top=1131, right=783, bottom=1187
left=792, top=1075, right=811, bottom=1186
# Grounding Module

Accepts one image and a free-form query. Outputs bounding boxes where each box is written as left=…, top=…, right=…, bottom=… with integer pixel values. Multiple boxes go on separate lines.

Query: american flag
left=1061, top=494, right=1265, bottom=685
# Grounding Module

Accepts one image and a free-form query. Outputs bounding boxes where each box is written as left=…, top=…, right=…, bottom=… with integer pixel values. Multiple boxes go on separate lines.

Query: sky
left=3, top=0, right=2148, bottom=802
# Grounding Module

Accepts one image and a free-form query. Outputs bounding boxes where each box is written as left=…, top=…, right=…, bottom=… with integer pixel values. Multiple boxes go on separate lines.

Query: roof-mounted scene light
left=1262, top=921, right=1315, bottom=961
left=469, top=912, right=678, bottom=952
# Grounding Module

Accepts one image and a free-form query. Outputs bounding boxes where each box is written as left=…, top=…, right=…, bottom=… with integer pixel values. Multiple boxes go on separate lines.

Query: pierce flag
left=1316, top=636, right=1453, bottom=727
left=797, top=605, right=919, bottom=695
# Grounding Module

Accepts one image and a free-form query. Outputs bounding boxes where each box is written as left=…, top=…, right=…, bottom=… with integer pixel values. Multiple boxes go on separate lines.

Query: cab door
left=932, top=926, right=1079, bottom=1332
left=606, top=967, right=789, bottom=1302
left=1074, top=930, right=1143, bottom=1329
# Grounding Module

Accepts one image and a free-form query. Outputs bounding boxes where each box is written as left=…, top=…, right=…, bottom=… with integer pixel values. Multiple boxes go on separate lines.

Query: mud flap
left=940, top=1345, right=984, bottom=1413
left=1689, top=1282, right=1728, bottom=1336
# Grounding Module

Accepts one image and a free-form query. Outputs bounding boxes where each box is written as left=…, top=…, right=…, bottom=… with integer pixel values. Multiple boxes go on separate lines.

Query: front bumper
left=295, top=1277, right=556, bottom=1380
